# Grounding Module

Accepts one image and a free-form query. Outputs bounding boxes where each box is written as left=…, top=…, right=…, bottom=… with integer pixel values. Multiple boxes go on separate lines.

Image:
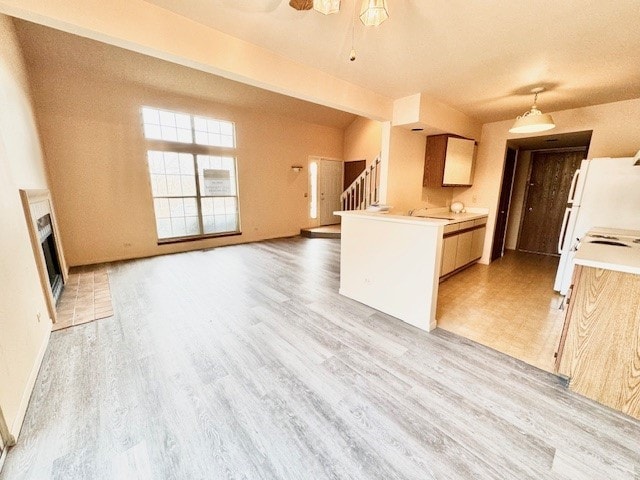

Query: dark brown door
left=343, top=160, right=366, bottom=190
left=517, top=149, right=585, bottom=255
left=491, top=148, right=518, bottom=261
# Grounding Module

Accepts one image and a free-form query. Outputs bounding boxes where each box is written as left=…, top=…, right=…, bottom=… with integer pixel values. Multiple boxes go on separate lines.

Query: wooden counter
left=556, top=264, right=640, bottom=420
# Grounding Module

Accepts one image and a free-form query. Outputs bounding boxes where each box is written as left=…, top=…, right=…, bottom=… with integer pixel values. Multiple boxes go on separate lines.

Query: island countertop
left=335, top=208, right=489, bottom=226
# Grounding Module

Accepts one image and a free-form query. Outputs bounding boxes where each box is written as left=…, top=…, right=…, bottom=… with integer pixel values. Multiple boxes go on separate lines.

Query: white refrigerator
left=554, top=156, right=640, bottom=294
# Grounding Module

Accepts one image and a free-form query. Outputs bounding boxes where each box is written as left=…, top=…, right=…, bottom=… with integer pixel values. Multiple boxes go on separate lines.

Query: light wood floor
left=2, top=238, right=639, bottom=479
left=438, top=250, right=566, bottom=372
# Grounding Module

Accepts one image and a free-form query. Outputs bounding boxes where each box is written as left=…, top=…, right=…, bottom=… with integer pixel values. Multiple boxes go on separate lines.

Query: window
left=309, top=160, right=318, bottom=219
left=141, top=107, right=240, bottom=241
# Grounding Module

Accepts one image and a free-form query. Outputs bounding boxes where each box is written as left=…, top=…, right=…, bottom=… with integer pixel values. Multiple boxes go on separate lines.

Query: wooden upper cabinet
left=423, top=134, right=476, bottom=187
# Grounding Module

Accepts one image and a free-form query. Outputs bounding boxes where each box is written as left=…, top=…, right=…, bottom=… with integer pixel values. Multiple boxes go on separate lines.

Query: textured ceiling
left=14, top=19, right=357, bottom=130
left=141, top=0, right=640, bottom=122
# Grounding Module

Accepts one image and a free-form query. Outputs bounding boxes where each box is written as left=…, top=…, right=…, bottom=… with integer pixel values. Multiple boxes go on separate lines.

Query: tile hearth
left=53, top=265, right=113, bottom=331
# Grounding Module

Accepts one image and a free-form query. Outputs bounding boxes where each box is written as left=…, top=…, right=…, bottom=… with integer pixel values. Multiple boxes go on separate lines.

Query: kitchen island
left=336, top=209, right=488, bottom=332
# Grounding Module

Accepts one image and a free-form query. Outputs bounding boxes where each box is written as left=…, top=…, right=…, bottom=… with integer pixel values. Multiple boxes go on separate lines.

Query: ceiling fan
left=289, top=0, right=313, bottom=9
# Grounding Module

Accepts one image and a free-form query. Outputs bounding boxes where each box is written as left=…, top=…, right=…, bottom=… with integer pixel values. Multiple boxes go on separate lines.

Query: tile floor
left=437, top=250, right=566, bottom=372
left=53, top=265, right=113, bottom=331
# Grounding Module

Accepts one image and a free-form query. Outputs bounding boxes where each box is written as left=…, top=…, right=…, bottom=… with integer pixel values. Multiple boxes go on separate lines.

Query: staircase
left=301, top=156, right=382, bottom=240
left=341, top=157, right=381, bottom=211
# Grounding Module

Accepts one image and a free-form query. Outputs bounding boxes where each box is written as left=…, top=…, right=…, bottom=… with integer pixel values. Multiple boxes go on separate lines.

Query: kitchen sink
left=415, top=215, right=457, bottom=220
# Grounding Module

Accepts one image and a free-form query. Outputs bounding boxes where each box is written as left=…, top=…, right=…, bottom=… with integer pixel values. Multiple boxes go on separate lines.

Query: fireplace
left=36, top=214, right=63, bottom=303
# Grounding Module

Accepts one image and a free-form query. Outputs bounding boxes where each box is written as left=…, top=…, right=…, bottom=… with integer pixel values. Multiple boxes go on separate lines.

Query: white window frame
left=141, top=107, right=241, bottom=243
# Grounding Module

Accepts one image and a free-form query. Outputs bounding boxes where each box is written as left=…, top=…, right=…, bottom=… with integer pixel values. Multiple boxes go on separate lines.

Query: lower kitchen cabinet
left=556, top=265, right=640, bottom=420
left=441, top=235, right=458, bottom=276
left=439, top=216, right=487, bottom=280
left=471, top=226, right=486, bottom=260
left=454, top=230, right=474, bottom=270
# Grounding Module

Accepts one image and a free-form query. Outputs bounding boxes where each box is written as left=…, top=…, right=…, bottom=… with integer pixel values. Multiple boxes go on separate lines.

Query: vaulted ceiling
left=142, top=0, right=640, bottom=122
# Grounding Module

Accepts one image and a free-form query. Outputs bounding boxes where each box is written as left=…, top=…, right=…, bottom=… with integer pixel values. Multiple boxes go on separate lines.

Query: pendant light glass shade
left=509, top=88, right=556, bottom=134
left=360, top=0, right=389, bottom=26
left=313, top=0, right=340, bottom=14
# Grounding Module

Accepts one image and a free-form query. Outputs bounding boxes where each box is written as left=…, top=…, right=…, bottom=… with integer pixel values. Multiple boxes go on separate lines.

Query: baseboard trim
left=10, top=326, right=51, bottom=439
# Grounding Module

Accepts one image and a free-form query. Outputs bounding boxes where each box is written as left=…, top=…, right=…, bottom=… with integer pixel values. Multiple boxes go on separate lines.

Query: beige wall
left=385, top=127, right=427, bottom=214
left=455, top=97, right=640, bottom=263
left=343, top=116, right=382, bottom=166
left=0, top=14, right=51, bottom=438
left=385, top=127, right=463, bottom=214
left=29, top=66, right=344, bottom=266
left=504, top=150, right=531, bottom=250
left=0, top=0, right=392, bottom=120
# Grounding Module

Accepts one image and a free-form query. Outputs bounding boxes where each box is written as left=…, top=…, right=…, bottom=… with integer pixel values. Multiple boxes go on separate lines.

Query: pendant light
left=360, top=0, right=389, bottom=26
left=509, top=87, right=556, bottom=134
left=313, top=0, right=340, bottom=14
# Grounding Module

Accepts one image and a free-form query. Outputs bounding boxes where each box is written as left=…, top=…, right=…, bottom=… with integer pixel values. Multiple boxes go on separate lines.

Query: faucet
left=408, top=207, right=426, bottom=216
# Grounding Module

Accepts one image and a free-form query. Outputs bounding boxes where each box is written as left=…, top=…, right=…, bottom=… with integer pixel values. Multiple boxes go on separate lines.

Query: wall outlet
left=472, top=195, right=477, bottom=204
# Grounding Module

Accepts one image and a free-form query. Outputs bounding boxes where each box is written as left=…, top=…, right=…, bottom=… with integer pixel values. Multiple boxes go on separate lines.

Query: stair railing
left=341, top=156, right=381, bottom=211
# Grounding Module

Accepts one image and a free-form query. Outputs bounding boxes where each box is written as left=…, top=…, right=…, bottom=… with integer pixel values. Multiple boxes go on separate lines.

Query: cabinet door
left=443, top=137, right=475, bottom=186
left=471, top=227, right=486, bottom=261
left=454, top=231, right=473, bottom=270
left=441, top=235, right=458, bottom=276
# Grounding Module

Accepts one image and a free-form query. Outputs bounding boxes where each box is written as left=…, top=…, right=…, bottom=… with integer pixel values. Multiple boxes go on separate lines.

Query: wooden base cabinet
left=441, top=235, right=458, bottom=276
left=439, top=217, right=486, bottom=279
left=556, top=265, right=640, bottom=420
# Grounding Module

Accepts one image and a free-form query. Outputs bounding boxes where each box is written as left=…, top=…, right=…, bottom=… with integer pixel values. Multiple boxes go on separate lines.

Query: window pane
left=142, top=107, right=160, bottom=125
left=196, top=155, right=237, bottom=196
left=185, top=217, right=200, bottom=236
left=169, top=198, right=185, bottom=217
left=154, top=198, right=170, bottom=218
left=177, top=128, right=192, bottom=143
left=175, top=113, right=191, bottom=129
left=201, top=198, right=214, bottom=216
left=144, top=124, right=162, bottom=140
left=171, top=217, right=186, bottom=237
left=141, top=107, right=192, bottom=143
left=159, top=110, right=176, bottom=127
left=178, top=153, right=194, bottom=174
left=194, top=116, right=235, bottom=147
left=156, top=218, right=172, bottom=239
left=147, top=151, right=196, bottom=198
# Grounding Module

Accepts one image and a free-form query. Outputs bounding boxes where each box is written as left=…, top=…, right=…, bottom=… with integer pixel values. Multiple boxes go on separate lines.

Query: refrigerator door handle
left=558, top=207, right=571, bottom=254
left=568, top=169, right=580, bottom=204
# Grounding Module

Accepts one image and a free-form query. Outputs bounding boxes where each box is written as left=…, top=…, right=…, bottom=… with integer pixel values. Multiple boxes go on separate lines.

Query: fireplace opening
left=37, top=214, right=63, bottom=303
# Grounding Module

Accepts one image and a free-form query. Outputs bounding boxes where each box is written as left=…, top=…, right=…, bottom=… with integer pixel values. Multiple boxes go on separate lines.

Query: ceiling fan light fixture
left=289, top=0, right=313, bottom=10
left=359, top=0, right=389, bottom=26
left=509, top=87, right=556, bottom=134
left=313, top=0, right=340, bottom=15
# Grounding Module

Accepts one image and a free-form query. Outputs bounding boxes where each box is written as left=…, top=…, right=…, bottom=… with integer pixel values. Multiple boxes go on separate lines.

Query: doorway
left=517, top=149, right=585, bottom=255
left=438, top=131, right=592, bottom=373
left=309, top=157, right=343, bottom=226
left=491, top=147, right=517, bottom=261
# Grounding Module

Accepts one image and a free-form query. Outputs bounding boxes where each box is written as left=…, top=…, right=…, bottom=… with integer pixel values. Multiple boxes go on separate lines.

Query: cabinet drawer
left=443, top=223, right=460, bottom=234
left=459, top=220, right=476, bottom=230
left=474, top=217, right=487, bottom=227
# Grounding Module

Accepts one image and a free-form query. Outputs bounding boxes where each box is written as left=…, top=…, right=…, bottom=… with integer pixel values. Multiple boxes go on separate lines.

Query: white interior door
left=319, top=159, right=343, bottom=225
